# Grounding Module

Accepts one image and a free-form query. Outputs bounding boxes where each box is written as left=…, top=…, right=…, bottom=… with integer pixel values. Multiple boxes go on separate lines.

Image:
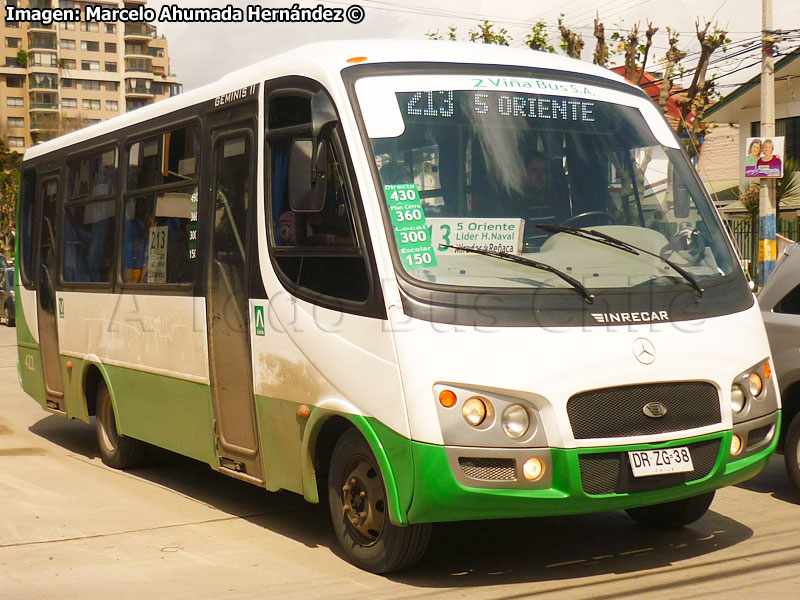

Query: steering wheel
left=560, top=211, right=615, bottom=228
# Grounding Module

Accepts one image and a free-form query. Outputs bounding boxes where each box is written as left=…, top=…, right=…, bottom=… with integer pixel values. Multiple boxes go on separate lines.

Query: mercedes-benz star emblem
left=633, top=338, right=656, bottom=365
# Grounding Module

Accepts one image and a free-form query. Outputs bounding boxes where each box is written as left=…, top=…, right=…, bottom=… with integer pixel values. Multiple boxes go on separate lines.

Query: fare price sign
left=384, top=183, right=438, bottom=270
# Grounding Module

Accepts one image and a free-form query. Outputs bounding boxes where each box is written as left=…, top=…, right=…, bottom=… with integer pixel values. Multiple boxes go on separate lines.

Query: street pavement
left=1, top=323, right=800, bottom=599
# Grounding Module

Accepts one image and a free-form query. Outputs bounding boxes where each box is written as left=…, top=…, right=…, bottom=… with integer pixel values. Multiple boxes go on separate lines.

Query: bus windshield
left=355, top=73, right=736, bottom=292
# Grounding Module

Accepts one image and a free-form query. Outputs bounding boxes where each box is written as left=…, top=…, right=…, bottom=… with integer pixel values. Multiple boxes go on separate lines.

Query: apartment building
left=1, top=0, right=182, bottom=152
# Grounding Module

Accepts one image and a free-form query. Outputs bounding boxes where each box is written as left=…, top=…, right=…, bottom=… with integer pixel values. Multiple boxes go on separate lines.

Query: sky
left=144, top=0, right=800, bottom=95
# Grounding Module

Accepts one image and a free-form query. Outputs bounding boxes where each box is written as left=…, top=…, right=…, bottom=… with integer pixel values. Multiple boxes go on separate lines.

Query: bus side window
left=19, top=169, right=36, bottom=288
left=122, top=125, right=200, bottom=286
left=63, top=147, right=118, bottom=284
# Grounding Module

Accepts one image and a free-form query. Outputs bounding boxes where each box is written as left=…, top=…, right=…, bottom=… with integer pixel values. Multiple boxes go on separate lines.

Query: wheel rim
left=340, top=454, right=386, bottom=546
left=97, top=392, right=119, bottom=455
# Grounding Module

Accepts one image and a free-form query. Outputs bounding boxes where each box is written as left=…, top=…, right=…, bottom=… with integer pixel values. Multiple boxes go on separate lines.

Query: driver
left=515, top=151, right=568, bottom=226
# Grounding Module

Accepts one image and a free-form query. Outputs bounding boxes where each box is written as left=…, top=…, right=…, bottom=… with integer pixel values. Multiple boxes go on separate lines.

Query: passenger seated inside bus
left=273, top=141, right=355, bottom=247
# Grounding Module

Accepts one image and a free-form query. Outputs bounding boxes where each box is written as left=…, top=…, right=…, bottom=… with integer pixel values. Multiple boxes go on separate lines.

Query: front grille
left=747, top=425, right=771, bottom=448
left=458, top=457, right=516, bottom=481
left=567, top=382, right=721, bottom=439
left=579, top=438, right=721, bottom=495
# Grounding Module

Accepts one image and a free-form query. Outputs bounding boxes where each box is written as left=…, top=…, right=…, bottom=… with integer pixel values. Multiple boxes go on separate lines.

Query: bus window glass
left=356, top=76, right=737, bottom=292
left=122, top=186, right=198, bottom=284
left=19, top=169, right=35, bottom=284
left=63, top=199, right=115, bottom=283
left=67, top=147, right=117, bottom=200
left=127, top=126, right=199, bottom=190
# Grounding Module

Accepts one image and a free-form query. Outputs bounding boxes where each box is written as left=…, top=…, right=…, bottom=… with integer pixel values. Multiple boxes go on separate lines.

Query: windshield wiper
left=538, top=224, right=704, bottom=297
left=438, top=243, right=594, bottom=303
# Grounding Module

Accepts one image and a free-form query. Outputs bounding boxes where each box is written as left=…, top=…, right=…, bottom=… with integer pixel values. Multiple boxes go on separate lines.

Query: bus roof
left=23, top=39, right=633, bottom=161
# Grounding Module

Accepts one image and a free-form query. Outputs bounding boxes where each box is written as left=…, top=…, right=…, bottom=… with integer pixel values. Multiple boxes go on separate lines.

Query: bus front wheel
left=625, top=490, right=715, bottom=529
left=95, top=383, right=146, bottom=469
left=327, top=429, right=431, bottom=573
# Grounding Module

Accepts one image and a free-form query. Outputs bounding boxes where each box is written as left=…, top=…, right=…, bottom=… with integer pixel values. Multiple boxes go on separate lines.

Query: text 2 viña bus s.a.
left=16, top=40, right=779, bottom=572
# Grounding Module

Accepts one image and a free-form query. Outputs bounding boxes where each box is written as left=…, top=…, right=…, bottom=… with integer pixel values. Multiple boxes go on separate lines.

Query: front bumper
left=406, top=412, right=779, bottom=523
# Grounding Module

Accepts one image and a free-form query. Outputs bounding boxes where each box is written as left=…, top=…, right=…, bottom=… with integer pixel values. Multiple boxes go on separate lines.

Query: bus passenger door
left=36, top=176, right=65, bottom=411
left=206, top=124, right=262, bottom=481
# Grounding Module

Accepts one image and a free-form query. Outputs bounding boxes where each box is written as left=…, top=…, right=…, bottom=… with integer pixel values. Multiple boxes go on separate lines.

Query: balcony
left=124, top=23, right=156, bottom=41
left=28, top=21, right=55, bottom=32
left=28, top=34, right=57, bottom=51
left=124, top=45, right=152, bottom=59
left=29, top=103, right=60, bottom=112
left=125, top=84, right=154, bottom=98
left=30, top=118, right=59, bottom=131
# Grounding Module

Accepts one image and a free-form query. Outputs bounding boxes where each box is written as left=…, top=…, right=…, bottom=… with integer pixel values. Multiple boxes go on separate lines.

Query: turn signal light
left=346, top=56, right=368, bottom=63
left=763, top=363, right=772, bottom=379
left=439, top=389, right=457, bottom=408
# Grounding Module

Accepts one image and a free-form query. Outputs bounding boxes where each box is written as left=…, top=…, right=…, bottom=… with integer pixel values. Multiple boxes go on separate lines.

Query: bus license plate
left=628, top=447, right=694, bottom=478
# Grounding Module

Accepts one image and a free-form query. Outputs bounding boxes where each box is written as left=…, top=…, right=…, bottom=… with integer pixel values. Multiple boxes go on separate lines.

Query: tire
left=328, top=429, right=431, bottom=573
left=626, top=490, right=715, bottom=529
left=784, top=414, right=800, bottom=493
left=95, top=382, right=146, bottom=469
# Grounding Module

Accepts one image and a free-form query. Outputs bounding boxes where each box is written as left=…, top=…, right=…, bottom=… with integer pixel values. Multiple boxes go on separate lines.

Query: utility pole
left=758, top=0, right=777, bottom=286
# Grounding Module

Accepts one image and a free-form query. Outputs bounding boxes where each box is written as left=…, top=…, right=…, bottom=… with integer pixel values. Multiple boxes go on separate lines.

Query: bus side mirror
left=674, top=183, right=691, bottom=219
left=288, top=139, right=328, bottom=212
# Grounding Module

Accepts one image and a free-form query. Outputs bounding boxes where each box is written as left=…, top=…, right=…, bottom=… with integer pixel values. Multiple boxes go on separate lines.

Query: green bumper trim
left=407, top=429, right=777, bottom=523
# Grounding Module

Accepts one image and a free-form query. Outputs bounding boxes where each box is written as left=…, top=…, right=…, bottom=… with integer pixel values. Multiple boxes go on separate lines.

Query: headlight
left=501, top=404, right=530, bottom=439
left=731, top=384, right=746, bottom=413
left=748, top=372, right=763, bottom=397
left=462, top=396, right=490, bottom=427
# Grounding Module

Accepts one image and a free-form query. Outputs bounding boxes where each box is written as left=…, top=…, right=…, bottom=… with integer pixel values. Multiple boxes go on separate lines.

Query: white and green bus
left=16, top=40, right=780, bottom=573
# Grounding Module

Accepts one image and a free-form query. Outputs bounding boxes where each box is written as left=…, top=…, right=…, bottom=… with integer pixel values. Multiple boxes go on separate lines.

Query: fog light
left=523, top=457, right=545, bottom=481
left=730, top=434, right=743, bottom=456
left=731, top=384, right=746, bottom=414
left=462, top=397, right=489, bottom=427
left=502, top=404, right=530, bottom=439
left=748, top=372, right=763, bottom=397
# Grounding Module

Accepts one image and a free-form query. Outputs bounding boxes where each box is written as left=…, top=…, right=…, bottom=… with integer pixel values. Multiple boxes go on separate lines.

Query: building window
left=5, top=37, right=21, bottom=48
left=6, top=97, right=23, bottom=107
left=104, top=42, right=116, bottom=53
left=8, top=137, right=24, bottom=148
left=104, top=62, right=117, bottom=72
left=30, top=52, right=58, bottom=67
left=106, top=100, right=118, bottom=111
left=81, top=40, right=99, bottom=52
left=105, top=81, right=119, bottom=92
left=81, top=60, right=100, bottom=71
left=8, top=117, right=24, bottom=128
left=60, top=38, right=75, bottom=50
left=61, top=78, right=77, bottom=88
left=61, top=22, right=75, bottom=30
left=59, top=1, right=76, bottom=8
left=6, top=76, right=24, bottom=88
left=83, top=99, right=101, bottom=110
left=86, top=119, right=101, bottom=125
left=80, top=21, right=99, bottom=33
left=105, top=23, right=115, bottom=34
left=62, top=98, right=77, bottom=109
left=82, top=80, right=100, bottom=90
left=61, top=58, right=76, bottom=69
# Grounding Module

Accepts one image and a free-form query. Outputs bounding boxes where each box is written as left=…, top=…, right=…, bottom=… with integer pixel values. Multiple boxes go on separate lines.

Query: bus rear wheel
left=625, top=490, right=715, bottom=529
left=95, top=383, right=146, bottom=469
left=327, top=429, right=431, bottom=573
